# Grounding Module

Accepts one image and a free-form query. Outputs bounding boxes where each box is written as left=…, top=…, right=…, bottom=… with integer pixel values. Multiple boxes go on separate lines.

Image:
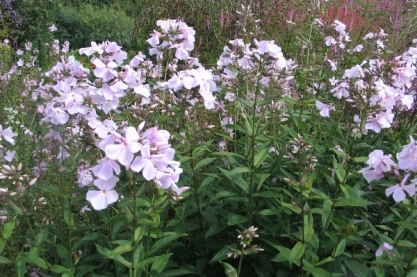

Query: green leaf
left=333, top=239, right=346, bottom=257
left=271, top=246, right=291, bottom=263
left=194, top=158, right=217, bottom=171
left=209, top=244, right=237, bottom=263
left=373, top=267, right=385, bottom=277
left=256, top=173, right=271, bottom=191
left=227, top=215, right=249, bottom=226
left=3, top=217, right=15, bottom=239
left=281, top=125, right=298, bottom=139
left=35, top=227, right=48, bottom=245
left=15, top=252, right=26, bottom=277
left=314, top=256, right=334, bottom=266
left=51, top=265, right=72, bottom=274
left=394, top=221, right=417, bottom=237
left=136, top=254, right=172, bottom=269
left=397, top=240, right=416, bottom=247
left=0, top=239, right=5, bottom=254
left=112, top=254, right=132, bottom=268
left=7, top=201, right=23, bottom=215
left=334, top=198, right=374, bottom=207
left=27, top=246, right=40, bottom=263
left=237, top=97, right=253, bottom=108
left=229, top=167, right=251, bottom=175
left=220, top=261, right=237, bottom=277
left=353, top=157, right=369, bottom=163
left=344, top=260, right=372, bottom=277
left=149, top=234, right=187, bottom=255
left=72, top=232, right=109, bottom=251
left=258, top=209, right=280, bottom=216
left=95, top=244, right=112, bottom=257
left=63, top=201, right=75, bottom=229
left=218, top=167, right=249, bottom=193
left=333, top=158, right=346, bottom=183
left=288, top=242, right=306, bottom=266
left=225, top=124, right=247, bottom=134
left=0, top=255, right=12, bottom=264
left=33, top=185, right=67, bottom=199
left=134, top=226, right=146, bottom=243
left=108, top=243, right=133, bottom=258
left=302, top=259, right=333, bottom=277
left=151, top=253, right=171, bottom=274
left=253, top=148, right=269, bottom=168
left=206, top=220, right=227, bottom=238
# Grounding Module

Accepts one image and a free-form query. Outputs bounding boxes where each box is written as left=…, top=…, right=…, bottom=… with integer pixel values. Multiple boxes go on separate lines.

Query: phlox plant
left=2, top=4, right=417, bottom=277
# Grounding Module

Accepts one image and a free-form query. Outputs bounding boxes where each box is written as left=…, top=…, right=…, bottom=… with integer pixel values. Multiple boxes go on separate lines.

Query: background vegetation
left=1, top=0, right=417, bottom=276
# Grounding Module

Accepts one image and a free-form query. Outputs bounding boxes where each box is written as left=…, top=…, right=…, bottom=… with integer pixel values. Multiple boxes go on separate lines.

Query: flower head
left=376, top=242, right=394, bottom=257
left=385, top=174, right=416, bottom=202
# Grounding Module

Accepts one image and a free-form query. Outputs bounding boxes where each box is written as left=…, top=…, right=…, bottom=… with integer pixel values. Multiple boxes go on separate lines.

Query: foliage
left=1, top=1, right=417, bottom=277
left=55, top=4, right=134, bottom=50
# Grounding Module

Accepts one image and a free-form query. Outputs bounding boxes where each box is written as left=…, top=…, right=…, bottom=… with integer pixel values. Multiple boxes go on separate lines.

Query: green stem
left=237, top=246, right=245, bottom=277
left=131, top=179, right=137, bottom=277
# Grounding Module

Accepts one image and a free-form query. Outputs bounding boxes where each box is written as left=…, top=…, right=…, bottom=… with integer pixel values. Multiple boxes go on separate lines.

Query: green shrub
left=56, top=4, right=134, bottom=50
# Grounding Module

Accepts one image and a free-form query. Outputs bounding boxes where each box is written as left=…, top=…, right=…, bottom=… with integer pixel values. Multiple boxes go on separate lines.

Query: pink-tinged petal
left=125, top=126, right=139, bottom=142
left=130, top=156, right=146, bottom=172
left=375, top=248, right=383, bottom=257
left=362, top=167, right=383, bottom=183
left=128, top=142, right=142, bottom=153
left=392, top=187, right=406, bottom=202
left=118, top=146, right=133, bottom=166
left=385, top=185, right=397, bottom=198
left=154, top=173, right=171, bottom=189
left=142, top=161, right=157, bottom=180
left=105, top=144, right=123, bottom=160
left=86, top=190, right=107, bottom=210
left=93, top=160, right=113, bottom=180
left=383, top=243, right=393, bottom=250
left=403, top=184, right=416, bottom=197
left=171, top=183, right=189, bottom=195
left=104, top=190, right=119, bottom=205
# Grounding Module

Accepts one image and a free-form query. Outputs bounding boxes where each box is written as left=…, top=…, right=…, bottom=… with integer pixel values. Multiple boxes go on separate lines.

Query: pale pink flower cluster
left=86, top=124, right=188, bottom=210
left=147, top=19, right=196, bottom=60
left=361, top=137, right=417, bottom=202
left=324, top=27, right=415, bottom=134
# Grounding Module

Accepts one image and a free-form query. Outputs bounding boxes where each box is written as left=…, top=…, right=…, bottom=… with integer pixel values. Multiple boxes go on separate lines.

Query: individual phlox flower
left=167, top=71, right=194, bottom=91
left=154, top=167, right=188, bottom=195
left=386, top=174, right=416, bottom=202
left=48, top=24, right=57, bottom=32
left=79, top=41, right=104, bottom=56
left=397, top=136, right=417, bottom=172
left=361, top=149, right=396, bottom=183
left=325, top=36, right=337, bottom=46
left=365, top=112, right=394, bottom=133
left=80, top=206, right=91, bottom=214
left=104, top=127, right=142, bottom=166
left=0, top=125, right=17, bottom=145
left=77, top=169, right=93, bottom=187
left=376, top=242, right=394, bottom=257
left=86, top=175, right=119, bottom=210
left=130, top=144, right=169, bottom=180
left=315, top=101, right=335, bottom=117
left=257, top=40, right=284, bottom=59
left=4, top=150, right=16, bottom=162
left=92, top=157, right=121, bottom=180
left=92, top=58, right=118, bottom=82
left=333, top=20, right=346, bottom=36
left=330, top=81, right=349, bottom=99
left=366, top=150, right=397, bottom=173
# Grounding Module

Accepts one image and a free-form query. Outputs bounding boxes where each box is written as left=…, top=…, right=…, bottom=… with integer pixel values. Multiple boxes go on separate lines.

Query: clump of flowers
left=361, top=136, right=417, bottom=202
left=227, top=226, right=264, bottom=259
